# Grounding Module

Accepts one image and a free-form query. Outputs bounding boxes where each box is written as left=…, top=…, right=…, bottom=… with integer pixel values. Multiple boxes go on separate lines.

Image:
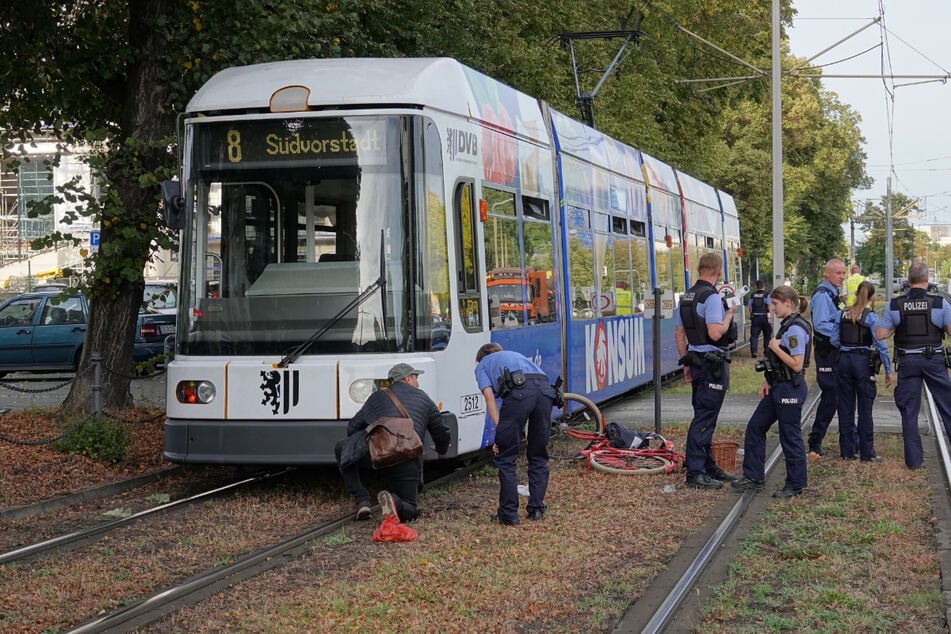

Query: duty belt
left=841, top=348, right=871, bottom=356
left=897, top=347, right=942, bottom=358
left=523, top=373, right=549, bottom=380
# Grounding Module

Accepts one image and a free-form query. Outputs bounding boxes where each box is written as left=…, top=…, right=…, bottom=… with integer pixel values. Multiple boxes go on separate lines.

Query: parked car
left=143, top=279, right=178, bottom=315
left=0, top=290, right=175, bottom=378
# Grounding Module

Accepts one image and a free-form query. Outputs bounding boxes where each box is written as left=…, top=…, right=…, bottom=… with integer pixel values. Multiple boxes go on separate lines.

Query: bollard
left=91, top=352, right=102, bottom=417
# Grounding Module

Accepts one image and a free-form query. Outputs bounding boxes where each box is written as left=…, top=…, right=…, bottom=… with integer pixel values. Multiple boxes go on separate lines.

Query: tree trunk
left=61, top=287, right=143, bottom=415
left=60, top=0, right=175, bottom=417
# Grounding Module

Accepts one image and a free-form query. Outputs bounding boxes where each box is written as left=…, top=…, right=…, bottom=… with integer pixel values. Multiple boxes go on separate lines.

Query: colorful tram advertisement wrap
left=162, top=58, right=742, bottom=465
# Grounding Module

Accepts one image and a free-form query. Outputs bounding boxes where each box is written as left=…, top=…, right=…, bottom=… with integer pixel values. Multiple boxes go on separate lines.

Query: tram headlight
left=176, top=380, right=216, bottom=405
left=349, top=378, right=377, bottom=404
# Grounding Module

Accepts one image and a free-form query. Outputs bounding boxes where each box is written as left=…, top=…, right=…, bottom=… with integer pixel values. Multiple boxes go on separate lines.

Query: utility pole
left=771, top=0, right=784, bottom=302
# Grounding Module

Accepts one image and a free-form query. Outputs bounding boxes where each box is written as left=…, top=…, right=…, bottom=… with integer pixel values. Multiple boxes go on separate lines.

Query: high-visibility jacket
left=844, top=273, right=865, bottom=307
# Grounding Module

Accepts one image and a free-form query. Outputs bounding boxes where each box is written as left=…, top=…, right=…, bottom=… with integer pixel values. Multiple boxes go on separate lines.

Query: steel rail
left=639, top=392, right=822, bottom=634
left=0, top=469, right=292, bottom=566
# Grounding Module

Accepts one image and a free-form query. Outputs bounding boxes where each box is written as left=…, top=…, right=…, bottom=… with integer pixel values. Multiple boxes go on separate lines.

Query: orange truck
left=486, top=268, right=553, bottom=326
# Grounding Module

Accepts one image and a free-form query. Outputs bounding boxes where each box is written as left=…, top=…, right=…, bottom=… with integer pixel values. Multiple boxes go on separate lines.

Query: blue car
left=0, top=290, right=175, bottom=378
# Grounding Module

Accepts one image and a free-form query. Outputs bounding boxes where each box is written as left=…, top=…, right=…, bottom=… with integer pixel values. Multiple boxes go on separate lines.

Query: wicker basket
left=712, top=441, right=739, bottom=472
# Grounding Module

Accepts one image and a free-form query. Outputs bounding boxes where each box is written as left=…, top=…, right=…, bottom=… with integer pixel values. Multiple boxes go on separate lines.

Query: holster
left=869, top=354, right=883, bottom=375
left=703, top=352, right=726, bottom=380
left=945, top=348, right=951, bottom=370
left=679, top=351, right=705, bottom=368
left=814, top=334, right=835, bottom=358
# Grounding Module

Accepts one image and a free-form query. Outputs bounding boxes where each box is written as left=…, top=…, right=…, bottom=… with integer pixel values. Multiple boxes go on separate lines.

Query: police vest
left=839, top=308, right=873, bottom=348
left=750, top=290, right=768, bottom=316
left=679, top=281, right=736, bottom=349
left=812, top=284, right=842, bottom=311
left=766, top=313, right=813, bottom=374
left=892, top=289, right=944, bottom=348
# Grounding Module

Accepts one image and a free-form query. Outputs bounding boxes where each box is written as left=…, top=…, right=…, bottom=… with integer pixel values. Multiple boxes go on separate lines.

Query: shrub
left=53, top=416, right=131, bottom=464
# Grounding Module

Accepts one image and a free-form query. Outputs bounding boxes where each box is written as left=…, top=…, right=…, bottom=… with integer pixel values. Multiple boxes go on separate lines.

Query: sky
left=788, top=1, right=951, bottom=228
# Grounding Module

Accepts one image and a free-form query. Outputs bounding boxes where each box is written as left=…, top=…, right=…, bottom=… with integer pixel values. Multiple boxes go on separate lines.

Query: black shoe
left=685, top=473, right=724, bottom=490
left=861, top=455, right=884, bottom=463
left=772, top=487, right=803, bottom=499
left=708, top=467, right=738, bottom=483
left=731, top=476, right=765, bottom=491
left=808, top=446, right=825, bottom=457
left=490, top=513, right=520, bottom=526
left=353, top=500, right=372, bottom=521
left=527, top=510, right=545, bottom=522
left=842, top=455, right=857, bottom=461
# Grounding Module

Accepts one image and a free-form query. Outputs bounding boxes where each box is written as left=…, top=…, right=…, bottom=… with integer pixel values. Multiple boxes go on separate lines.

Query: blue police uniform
left=880, top=288, right=951, bottom=468
left=475, top=349, right=556, bottom=523
left=830, top=308, right=892, bottom=460
left=741, top=314, right=810, bottom=491
left=748, top=289, right=772, bottom=357
left=675, top=279, right=734, bottom=478
left=807, top=280, right=842, bottom=453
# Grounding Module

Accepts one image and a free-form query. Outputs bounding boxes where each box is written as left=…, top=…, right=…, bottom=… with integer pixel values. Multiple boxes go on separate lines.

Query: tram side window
left=484, top=187, right=522, bottom=329
left=670, top=231, right=685, bottom=294
left=613, top=217, right=634, bottom=315
left=418, top=121, right=451, bottom=350
left=521, top=196, right=555, bottom=324
left=567, top=206, right=595, bottom=320
left=454, top=181, right=482, bottom=332
left=653, top=225, right=672, bottom=294
left=594, top=211, right=616, bottom=317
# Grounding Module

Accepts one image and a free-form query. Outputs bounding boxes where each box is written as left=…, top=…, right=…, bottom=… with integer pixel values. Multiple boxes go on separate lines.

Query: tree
left=854, top=193, right=922, bottom=277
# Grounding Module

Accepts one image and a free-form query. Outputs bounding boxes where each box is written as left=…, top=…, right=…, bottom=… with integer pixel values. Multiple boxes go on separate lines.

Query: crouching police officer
left=732, top=286, right=811, bottom=498
left=675, top=252, right=739, bottom=489
left=831, top=281, right=892, bottom=461
left=876, top=261, right=951, bottom=469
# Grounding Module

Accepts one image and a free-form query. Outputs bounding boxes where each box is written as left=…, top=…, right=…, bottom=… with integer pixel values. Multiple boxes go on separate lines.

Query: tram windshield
left=177, top=114, right=450, bottom=356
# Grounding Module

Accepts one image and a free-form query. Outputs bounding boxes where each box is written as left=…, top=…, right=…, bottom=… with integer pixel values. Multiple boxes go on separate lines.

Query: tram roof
left=185, top=57, right=550, bottom=144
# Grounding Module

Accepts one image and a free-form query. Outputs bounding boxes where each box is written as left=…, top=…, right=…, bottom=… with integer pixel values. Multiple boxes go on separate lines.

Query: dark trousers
left=894, top=354, right=951, bottom=468
left=493, top=378, right=553, bottom=522
left=807, top=348, right=839, bottom=450
left=336, top=445, right=422, bottom=521
left=685, top=359, right=730, bottom=477
left=836, top=352, right=877, bottom=459
left=750, top=316, right=770, bottom=356
left=741, top=380, right=808, bottom=490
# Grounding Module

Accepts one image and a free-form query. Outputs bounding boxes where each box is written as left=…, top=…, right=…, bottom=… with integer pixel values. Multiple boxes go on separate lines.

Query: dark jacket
left=338, top=381, right=451, bottom=467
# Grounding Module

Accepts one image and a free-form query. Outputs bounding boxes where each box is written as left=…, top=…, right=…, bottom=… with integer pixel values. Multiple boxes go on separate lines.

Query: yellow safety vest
left=844, top=273, right=865, bottom=307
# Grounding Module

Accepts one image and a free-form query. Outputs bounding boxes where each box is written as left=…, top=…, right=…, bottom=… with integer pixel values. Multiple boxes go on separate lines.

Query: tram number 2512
left=460, top=393, right=484, bottom=415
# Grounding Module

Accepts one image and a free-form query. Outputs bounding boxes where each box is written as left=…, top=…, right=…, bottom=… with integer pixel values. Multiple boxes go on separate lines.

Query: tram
left=161, top=57, right=743, bottom=464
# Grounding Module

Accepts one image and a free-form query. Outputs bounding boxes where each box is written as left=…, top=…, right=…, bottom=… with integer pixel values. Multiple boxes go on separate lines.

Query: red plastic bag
left=372, top=515, right=418, bottom=543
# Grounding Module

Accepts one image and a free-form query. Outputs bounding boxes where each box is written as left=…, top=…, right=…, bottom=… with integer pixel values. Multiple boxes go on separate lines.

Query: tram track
left=621, top=385, right=951, bottom=633
left=64, top=456, right=492, bottom=634
left=0, top=469, right=293, bottom=567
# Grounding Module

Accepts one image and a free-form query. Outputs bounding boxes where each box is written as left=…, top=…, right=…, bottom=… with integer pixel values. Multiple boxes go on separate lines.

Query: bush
left=53, top=416, right=131, bottom=465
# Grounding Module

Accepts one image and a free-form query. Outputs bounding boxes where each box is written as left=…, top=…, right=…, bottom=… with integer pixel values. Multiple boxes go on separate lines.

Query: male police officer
left=806, top=258, right=847, bottom=457
left=748, top=280, right=771, bottom=358
left=675, top=252, right=739, bottom=489
left=876, top=261, right=951, bottom=468
left=475, top=343, right=557, bottom=525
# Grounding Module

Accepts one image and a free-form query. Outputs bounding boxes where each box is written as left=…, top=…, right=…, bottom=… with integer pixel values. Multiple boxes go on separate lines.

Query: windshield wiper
left=277, top=233, right=387, bottom=367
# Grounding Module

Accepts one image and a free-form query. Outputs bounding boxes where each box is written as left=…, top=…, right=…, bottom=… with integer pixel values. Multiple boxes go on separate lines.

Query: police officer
left=675, top=252, right=739, bottom=489
left=748, top=280, right=771, bottom=358
left=475, top=342, right=557, bottom=525
left=876, top=261, right=951, bottom=469
left=831, top=281, right=893, bottom=461
left=732, top=286, right=811, bottom=498
left=806, top=258, right=847, bottom=457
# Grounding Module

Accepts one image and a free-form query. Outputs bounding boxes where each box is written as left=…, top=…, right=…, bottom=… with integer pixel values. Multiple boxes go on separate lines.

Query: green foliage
left=53, top=416, right=132, bottom=465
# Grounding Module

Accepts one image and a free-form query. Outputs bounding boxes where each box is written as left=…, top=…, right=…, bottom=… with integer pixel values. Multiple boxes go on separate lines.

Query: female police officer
left=831, top=281, right=893, bottom=461
left=732, top=286, right=812, bottom=498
